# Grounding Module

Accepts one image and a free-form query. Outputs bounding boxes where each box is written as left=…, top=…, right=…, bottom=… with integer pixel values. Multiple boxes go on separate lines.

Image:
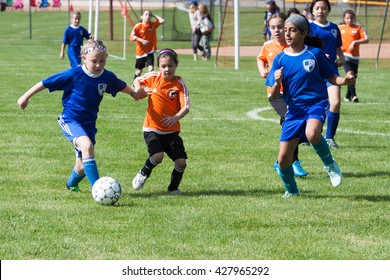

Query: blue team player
left=18, top=40, right=141, bottom=192
left=266, top=14, right=355, bottom=198
left=309, top=0, right=345, bottom=149
left=60, top=11, right=94, bottom=68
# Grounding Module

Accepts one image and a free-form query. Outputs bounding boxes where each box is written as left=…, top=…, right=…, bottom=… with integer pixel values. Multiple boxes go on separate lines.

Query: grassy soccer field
left=0, top=10, right=389, bottom=260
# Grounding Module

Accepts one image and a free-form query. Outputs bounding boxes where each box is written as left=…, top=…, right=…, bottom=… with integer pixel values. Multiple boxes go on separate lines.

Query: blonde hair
left=81, top=40, right=107, bottom=56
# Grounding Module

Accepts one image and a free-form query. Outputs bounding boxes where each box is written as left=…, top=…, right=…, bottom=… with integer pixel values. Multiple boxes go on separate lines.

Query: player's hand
left=260, top=69, right=269, bottom=79
left=344, top=74, right=355, bottom=86
left=274, top=67, right=283, bottom=84
left=161, top=114, right=179, bottom=128
left=17, top=96, right=29, bottom=110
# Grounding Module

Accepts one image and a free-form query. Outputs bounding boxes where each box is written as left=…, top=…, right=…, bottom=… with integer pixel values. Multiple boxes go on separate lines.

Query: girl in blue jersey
left=60, top=11, right=94, bottom=68
left=18, top=40, right=140, bottom=192
left=266, top=14, right=355, bottom=198
left=309, top=0, right=345, bottom=149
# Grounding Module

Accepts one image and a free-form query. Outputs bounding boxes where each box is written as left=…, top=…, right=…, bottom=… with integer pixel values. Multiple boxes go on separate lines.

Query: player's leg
left=343, top=61, right=353, bottom=101
left=58, top=115, right=98, bottom=189
left=350, top=61, right=359, bottom=102
left=269, top=96, right=307, bottom=177
left=146, top=53, right=155, bottom=72
left=165, top=133, right=188, bottom=194
left=134, top=57, right=145, bottom=80
left=325, top=85, right=341, bottom=148
left=132, top=132, right=164, bottom=190
left=307, top=104, right=342, bottom=187
left=66, top=154, right=85, bottom=192
left=278, top=139, right=301, bottom=197
left=75, top=135, right=99, bottom=187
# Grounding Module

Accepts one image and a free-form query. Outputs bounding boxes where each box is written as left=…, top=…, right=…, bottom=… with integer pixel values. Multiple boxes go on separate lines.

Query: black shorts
left=144, top=131, right=188, bottom=161
left=135, top=53, right=155, bottom=70
left=343, top=59, right=359, bottom=78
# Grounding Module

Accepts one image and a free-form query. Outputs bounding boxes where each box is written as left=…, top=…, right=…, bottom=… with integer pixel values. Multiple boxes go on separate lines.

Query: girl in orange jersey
left=130, top=9, right=165, bottom=80
left=257, top=13, right=307, bottom=177
left=132, top=49, right=190, bottom=194
left=339, top=10, right=369, bottom=103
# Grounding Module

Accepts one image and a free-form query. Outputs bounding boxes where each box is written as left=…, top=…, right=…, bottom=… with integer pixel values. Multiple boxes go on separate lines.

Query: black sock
left=168, top=166, right=185, bottom=191
left=141, top=157, right=157, bottom=177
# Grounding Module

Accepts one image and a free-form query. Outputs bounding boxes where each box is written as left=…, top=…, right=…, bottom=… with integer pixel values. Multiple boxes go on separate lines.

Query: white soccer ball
left=92, top=176, right=122, bottom=205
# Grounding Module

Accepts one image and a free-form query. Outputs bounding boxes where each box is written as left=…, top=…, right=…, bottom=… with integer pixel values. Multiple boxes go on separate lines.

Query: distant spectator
left=188, top=1, right=203, bottom=61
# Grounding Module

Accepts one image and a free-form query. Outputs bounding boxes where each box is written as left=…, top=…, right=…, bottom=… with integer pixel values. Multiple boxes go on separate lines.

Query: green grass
left=0, top=10, right=389, bottom=260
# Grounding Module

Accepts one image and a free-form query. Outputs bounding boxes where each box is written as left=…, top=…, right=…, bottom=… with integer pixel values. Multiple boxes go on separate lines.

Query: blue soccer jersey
left=63, top=25, right=91, bottom=67
left=266, top=45, right=336, bottom=108
left=63, top=25, right=90, bottom=48
left=310, top=21, right=342, bottom=70
left=42, top=65, right=127, bottom=123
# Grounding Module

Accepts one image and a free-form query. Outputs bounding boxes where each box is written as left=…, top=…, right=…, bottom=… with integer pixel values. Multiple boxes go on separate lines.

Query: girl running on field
left=266, top=14, right=355, bottom=198
left=132, top=49, right=190, bottom=194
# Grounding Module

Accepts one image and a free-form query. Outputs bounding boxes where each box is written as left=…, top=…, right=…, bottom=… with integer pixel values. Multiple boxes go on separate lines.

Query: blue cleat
left=292, top=160, right=307, bottom=177
left=273, top=160, right=280, bottom=175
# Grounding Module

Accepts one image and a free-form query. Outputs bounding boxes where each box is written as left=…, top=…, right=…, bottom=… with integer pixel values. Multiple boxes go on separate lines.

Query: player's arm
left=161, top=106, right=189, bottom=128
left=153, top=14, right=165, bottom=24
left=257, top=59, right=269, bottom=79
left=327, top=73, right=355, bottom=86
left=17, top=81, right=46, bottom=110
left=132, top=78, right=148, bottom=100
left=60, top=43, right=66, bottom=59
left=269, top=67, right=283, bottom=99
left=335, top=47, right=345, bottom=67
left=130, top=27, right=147, bottom=45
left=120, top=84, right=140, bottom=101
left=349, top=33, right=369, bottom=52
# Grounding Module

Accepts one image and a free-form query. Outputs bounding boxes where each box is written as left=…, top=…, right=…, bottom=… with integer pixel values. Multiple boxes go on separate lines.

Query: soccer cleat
left=352, top=96, right=359, bottom=103
left=324, top=161, right=342, bottom=187
left=168, top=189, right=182, bottom=195
left=292, top=160, right=307, bottom=177
left=273, top=160, right=280, bottom=175
left=326, top=138, right=340, bottom=149
left=282, top=191, right=300, bottom=199
left=344, top=97, right=351, bottom=102
left=300, top=142, right=311, bottom=147
left=66, top=184, right=81, bottom=193
left=132, top=171, right=148, bottom=190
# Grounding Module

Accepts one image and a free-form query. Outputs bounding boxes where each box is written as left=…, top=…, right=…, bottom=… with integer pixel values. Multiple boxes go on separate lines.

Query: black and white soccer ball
left=92, top=176, right=122, bottom=205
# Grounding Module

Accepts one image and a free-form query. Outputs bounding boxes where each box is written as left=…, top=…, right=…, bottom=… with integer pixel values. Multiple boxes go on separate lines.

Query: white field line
left=246, top=107, right=390, bottom=137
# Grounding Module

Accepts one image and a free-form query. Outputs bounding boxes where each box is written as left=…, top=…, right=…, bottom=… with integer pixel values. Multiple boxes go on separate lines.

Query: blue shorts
left=280, top=99, right=329, bottom=142
left=68, top=46, right=82, bottom=68
left=58, top=114, right=97, bottom=157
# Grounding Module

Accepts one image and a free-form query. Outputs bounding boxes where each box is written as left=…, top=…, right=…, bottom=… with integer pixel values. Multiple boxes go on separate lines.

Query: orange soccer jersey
left=339, top=24, right=368, bottom=58
left=130, top=20, right=161, bottom=58
left=138, top=72, right=190, bottom=133
left=257, top=39, right=288, bottom=95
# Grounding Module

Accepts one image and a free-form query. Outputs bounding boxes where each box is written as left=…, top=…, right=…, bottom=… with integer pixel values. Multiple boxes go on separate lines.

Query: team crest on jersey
left=168, top=89, right=179, bottom=100
left=331, top=29, right=338, bottom=38
left=98, top=84, right=107, bottom=96
left=303, top=59, right=315, bottom=72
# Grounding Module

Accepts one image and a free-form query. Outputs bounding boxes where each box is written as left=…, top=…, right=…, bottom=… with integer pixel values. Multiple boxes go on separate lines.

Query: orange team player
left=131, top=49, right=190, bottom=194
left=339, top=9, right=369, bottom=103
left=257, top=13, right=307, bottom=177
left=130, top=9, right=165, bottom=80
